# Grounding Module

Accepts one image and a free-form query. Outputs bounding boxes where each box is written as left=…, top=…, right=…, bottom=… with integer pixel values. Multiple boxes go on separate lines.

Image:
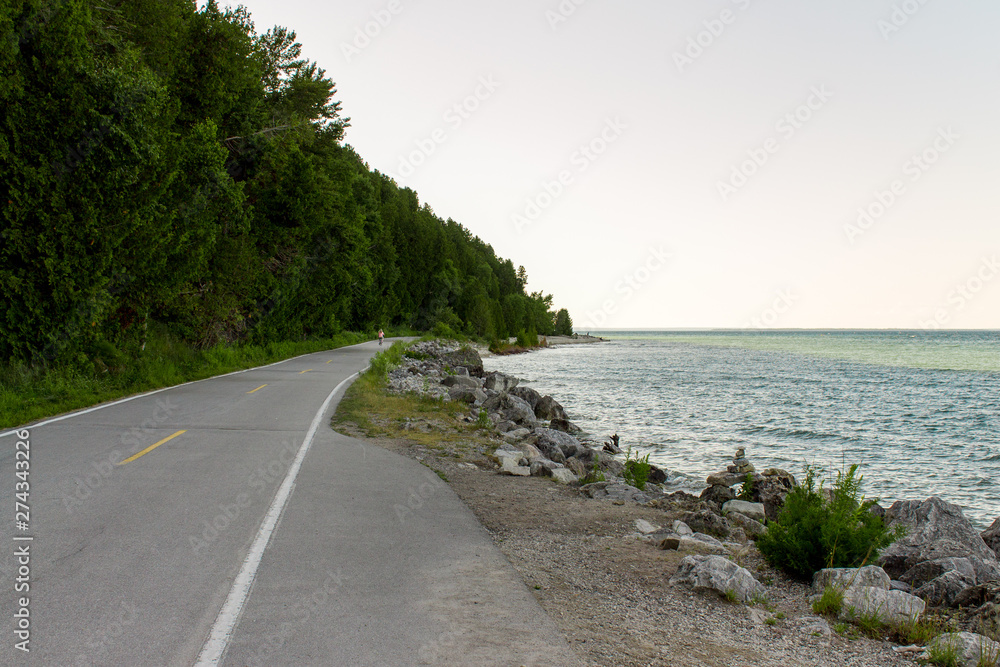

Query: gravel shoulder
left=335, top=424, right=914, bottom=667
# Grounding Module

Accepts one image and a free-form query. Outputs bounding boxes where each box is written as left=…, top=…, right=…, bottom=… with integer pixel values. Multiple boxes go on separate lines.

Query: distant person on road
left=378, top=329, right=384, bottom=346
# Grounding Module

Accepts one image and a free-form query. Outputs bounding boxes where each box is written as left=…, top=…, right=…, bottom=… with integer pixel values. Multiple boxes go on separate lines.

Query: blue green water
left=486, top=330, right=999, bottom=529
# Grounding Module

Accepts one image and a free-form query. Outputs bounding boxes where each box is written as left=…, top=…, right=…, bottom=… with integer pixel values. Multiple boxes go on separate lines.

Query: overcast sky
left=231, top=0, right=1000, bottom=330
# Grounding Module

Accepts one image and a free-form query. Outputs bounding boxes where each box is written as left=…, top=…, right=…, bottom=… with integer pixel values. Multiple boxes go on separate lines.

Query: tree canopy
left=0, top=0, right=566, bottom=365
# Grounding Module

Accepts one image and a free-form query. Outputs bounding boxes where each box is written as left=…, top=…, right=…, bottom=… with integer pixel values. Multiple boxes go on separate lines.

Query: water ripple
left=487, top=332, right=1000, bottom=529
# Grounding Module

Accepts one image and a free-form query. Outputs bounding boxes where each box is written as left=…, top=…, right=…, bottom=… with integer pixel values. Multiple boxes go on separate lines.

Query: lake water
left=484, top=330, right=999, bottom=529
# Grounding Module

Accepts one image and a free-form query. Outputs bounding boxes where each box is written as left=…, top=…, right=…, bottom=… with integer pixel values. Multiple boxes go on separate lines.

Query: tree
left=554, top=309, right=573, bottom=336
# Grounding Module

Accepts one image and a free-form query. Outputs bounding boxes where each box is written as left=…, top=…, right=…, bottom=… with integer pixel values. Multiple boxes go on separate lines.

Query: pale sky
left=231, top=0, right=1000, bottom=329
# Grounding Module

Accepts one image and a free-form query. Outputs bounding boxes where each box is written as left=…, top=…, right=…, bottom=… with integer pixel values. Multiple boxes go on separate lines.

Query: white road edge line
left=194, top=370, right=360, bottom=666
left=0, top=342, right=374, bottom=438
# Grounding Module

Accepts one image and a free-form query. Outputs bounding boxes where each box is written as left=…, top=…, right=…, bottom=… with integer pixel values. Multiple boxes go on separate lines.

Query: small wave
left=739, top=425, right=855, bottom=442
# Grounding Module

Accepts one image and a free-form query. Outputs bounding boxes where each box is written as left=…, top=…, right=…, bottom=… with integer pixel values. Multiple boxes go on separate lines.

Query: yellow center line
left=247, top=384, right=267, bottom=394
left=118, top=430, right=187, bottom=465
left=299, top=369, right=313, bottom=374
left=326, top=359, right=333, bottom=364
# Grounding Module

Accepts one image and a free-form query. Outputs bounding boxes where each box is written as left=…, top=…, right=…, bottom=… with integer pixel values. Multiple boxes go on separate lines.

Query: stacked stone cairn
left=699, top=447, right=796, bottom=525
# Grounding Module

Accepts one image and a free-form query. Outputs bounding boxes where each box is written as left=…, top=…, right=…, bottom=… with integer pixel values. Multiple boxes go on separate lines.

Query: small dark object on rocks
left=647, top=464, right=667, bottom=485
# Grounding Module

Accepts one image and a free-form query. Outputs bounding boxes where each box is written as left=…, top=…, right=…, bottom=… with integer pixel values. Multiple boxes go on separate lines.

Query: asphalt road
left=0, top=341, right=577, bottom=666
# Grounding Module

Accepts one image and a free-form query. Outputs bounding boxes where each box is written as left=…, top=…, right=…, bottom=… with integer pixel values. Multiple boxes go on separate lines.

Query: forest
left=0, top=0, right=574, bottom=373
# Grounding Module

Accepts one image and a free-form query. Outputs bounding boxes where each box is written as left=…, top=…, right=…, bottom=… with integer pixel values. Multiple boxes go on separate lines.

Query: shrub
left=737, top=473, right=755, bottom=501
left=432, top=321, right=460, bottom=340
left=622, top=446, right=652, bottom=491
left=756, top=464, right=905, bottom=580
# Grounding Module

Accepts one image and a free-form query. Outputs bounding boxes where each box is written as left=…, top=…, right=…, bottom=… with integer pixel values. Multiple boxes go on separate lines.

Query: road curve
left=1, top=341, right=577, bottom=666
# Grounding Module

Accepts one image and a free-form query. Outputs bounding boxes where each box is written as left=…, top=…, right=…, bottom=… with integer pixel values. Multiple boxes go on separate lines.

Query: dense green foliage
left=0, top=326, right=371, bottom=427
left=554, top=308, right=573, bottom=336
left=622, top=446, right=652, bottom=491
left=0, top=0, right=563, bottom=374
left=756, top=465, right=905, bottom=580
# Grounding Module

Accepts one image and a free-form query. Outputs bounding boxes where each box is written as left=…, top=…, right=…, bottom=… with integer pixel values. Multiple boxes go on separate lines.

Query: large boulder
left=838, top=586, right=925, bottom=625
left=647, top=464, right=667, bottom=485
left=878, top=497, right=1000, bottom=586
left=700, top=485, right=736, bottom=508
left=669, top=555, right=766, bottom=604
left=926, top=632, right=1000, bottom=667
left=441, top=375, right=480, bottom=389
left=983, top=517, right=1000, bottom=559
left=534, top=395, right=569, bottom=421
left=483, top=393, right=535, bottom=425
left=534, top=428, right=580, bottom=461
left=483, top=371, right=519, bottom=393
left=914, top=570, right=978, bottom=607
left=751, top=473, right=794, bottom=522
left=725, top=511, right=766, bottom=539
left=722, top=500, right=766, bottom=523
left=529, top=458, right=564, bottom=478
left=509, top=386, right=542, bottom=410
left=900, top=557, right=977, bottom=589
left=447, top=386, right=487, bottom=405
left=440, top=347, right=484, bottom=377
left=549, top=418, right=582, bottom=434
left=579, top=482, right=650, bottom=504
left=681, top=509, right=731, bottom=539
left=705, top=472, right=745, bottom=487
left=813, top=565, right=890, bottom=593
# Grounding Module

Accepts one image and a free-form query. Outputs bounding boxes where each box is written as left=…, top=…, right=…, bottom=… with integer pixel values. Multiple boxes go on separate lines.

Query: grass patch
left=1, top=327, right=371, bottom=428
left=333, top=342, right=498, bottom=454
left=853, top=609, right=889, bottom=639
left=927, top=635, right=962, bottom=667
left=580, top=458, right=606, bottom=485
left=812, top=586, right=844, bottom=617
left=891, top=614, right=952, bottom=646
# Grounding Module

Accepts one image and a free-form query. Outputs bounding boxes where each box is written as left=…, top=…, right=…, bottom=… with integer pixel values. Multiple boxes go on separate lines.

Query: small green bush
left=738, top=473, right=755, bottom=501
left=622, top=446, right=652, bottom=491
left=756, top=464, right=905, bottom=580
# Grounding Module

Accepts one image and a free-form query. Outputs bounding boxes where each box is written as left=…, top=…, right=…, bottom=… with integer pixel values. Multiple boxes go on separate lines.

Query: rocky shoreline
left=378, top=339, right=1000, bottom=666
